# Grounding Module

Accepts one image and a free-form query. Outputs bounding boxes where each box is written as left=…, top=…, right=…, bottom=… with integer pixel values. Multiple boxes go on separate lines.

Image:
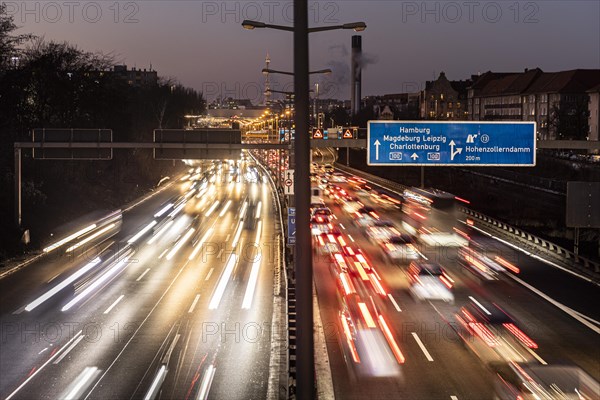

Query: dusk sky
left=10, top=1, right=600, bottom=101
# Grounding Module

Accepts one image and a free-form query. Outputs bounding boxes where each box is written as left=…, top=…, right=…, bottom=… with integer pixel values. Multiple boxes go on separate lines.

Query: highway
left=312, top=169, right=600, bottom=399
left=1, top=154, right=599, bottom=400
left=0, top=158, right=278, bottom=400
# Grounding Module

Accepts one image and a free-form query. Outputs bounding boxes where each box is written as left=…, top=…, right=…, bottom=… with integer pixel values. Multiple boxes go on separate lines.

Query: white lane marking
left=208, top=254, right=238, bottom=309
left=144, top=364, right=167, bottom=400
left=64, top=367, right=99, bottom=399
left=158, top=248, right=169, bottom=259
left=217, top=249, right=224, bottom=259
left=507, top=273, right=600, bottom=335
left=225, top=234, right=231, bottom=242
left=197, top=364, right=216, bottom=400
left=83, top=261, right=191, bottom=399
left=53, top=333, right=85, bottom=364
left=5, top=331, right=84, bottom=399
left=467, top=223, right=595, bottom=285
left=348, top=235, right=355, bottom=243
left=387, top=294, right=402, bottom=312
left=205, top=268, right=214, bottom=281
left=526, top=347, right=548, bottom=365
left=103, top=295, right=125, bottom=315
left=136, top=268, right=151, bottom=282
left=411, top=332, right=434, bottom=362
left=38, top=347, right=48, bottom=355
left=188, top=294, right=201, bottom=313
left=451, top=396, right=458, bottom=400
left=339, top=223, right=346, bottom=230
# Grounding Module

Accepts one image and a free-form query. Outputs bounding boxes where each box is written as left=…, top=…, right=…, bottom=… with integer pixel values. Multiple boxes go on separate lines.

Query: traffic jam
left=307, top=165, right=599, bottom=397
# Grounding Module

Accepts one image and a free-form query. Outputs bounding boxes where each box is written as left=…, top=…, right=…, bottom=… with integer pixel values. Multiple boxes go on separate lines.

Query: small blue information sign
left=287, top=207, right=296, bottom=245
left=367, top=121, right=536, bottom=166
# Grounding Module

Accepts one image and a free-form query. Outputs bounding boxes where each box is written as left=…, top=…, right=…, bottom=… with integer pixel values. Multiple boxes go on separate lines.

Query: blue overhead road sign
left=367, top=121, right=536, bottom=166
left=287, top=207, right=296, bottom=245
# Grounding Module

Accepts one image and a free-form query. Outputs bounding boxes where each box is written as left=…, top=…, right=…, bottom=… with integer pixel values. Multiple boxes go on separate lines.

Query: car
left=493, top=362, right=600, bottom=400
left=310, top=197, right=326, bottom=212
left=381, top=234, right=420, bottom=263
left=338, top=295, right=403, bottom=377
left=310, top=218, right=336, bottom=235
left=365, top=220, right=399, bottom=243
left=352, top=206, right=379, bottom=227
left=311, top=207, right=333, bottom=222
left=407, top=261, right=454, bottom=303
left=458, top=247, right=506, bottom=281
left=331, top=172, right=346, bottom=183
left=455, top=298, right=539, bottom=364
left=323, top=164, right=334, bottom=173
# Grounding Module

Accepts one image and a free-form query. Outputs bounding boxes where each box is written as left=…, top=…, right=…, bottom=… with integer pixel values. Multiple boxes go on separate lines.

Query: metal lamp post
left=243, top=8, right=366, bottom=399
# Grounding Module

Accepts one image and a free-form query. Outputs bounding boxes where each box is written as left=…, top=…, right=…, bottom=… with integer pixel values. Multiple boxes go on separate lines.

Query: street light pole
left=293, top=0, right=314, bottom=399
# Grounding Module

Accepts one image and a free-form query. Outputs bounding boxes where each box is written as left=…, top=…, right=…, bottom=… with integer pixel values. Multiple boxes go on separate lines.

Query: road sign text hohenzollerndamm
left=367, top=121, right=536, bottom=166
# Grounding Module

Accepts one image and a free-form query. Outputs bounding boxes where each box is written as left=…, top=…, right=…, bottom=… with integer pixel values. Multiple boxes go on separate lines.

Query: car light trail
left=231, top=222, right=244, bottom=249
left=358, top=302, right=376, bottom=328
left=219, top=200, right=233, bottom=217
left=65, top=223, right=116, bottom=253
left=43, top=224, right=97, bottom=253
left=154, top=203, right=173, bottom=218
left=62, top=253, right=132, bottom=312
left=494, top=256, right=520, bottom=273
left=255, top=201, right=262, bottom=219
left=147, top=220, right=173, bottom=245
left=4, top=330, right=84, bottom=400
left=144, top=365, right=167, bottom=400
left=128, top=221, right=157, bottom=244
left=53, top=332, right=85, bottom=365
left=242, top=221, right=263, bottom=309
left=189, top=228, right=214, bottom=260
left=62, top=366, right=100, bottom=399
left=378, top=315, right=405, bottom=363
left=197, top=365, right=216, bottom=400
left=205, top=201, right=220, bottom=217
left=209, top=254, right=238, bottom=309
left=239, top=201, right=248, bottom=219
left=166, top=228, right=195, bottom=261
left=168, top=201, right=187, bottom=218
left=25, top=257, right=102, bottom=312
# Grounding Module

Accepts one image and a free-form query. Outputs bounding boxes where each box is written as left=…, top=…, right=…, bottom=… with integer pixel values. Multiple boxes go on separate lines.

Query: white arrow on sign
left=449, top=140, right=463, bottom=161
left=374, top=140, right=381, bottom=160
left=411, top=153, right=419, bottom=160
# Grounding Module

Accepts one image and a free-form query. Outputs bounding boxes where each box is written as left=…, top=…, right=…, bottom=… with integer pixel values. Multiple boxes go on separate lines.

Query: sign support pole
left=14, top=147, right=21, bottom=228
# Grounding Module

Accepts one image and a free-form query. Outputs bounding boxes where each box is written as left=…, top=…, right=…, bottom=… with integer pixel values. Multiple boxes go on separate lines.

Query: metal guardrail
left=334, top=163, right=600, bottom=281
left=248, top=153, right=290, bottom=400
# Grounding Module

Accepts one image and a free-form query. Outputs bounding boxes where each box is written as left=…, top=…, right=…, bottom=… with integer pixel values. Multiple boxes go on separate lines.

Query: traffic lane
left=329, top=220, right=495, bottom=399
left=82, top=199, right=275, bottom=399
left=0, top=180, right=184, bottom=313
left=313, top=245, right=495, bottom=400
left=335, top=168, right=600, bottom=322
left=443, top=269, right=600, bottom=382
left=0, top=177, right=236, bottom=398
left=0, top=208, right=217, bottom=400
left=75, top=170, right=273, bottom=399
left=462, top=231, right=600, bottom=322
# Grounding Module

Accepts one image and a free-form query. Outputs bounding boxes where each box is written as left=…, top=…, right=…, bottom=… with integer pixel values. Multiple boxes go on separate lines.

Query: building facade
left=420, top=72, right=472, bottom=120
left=468, top=69, right=600, bottom=140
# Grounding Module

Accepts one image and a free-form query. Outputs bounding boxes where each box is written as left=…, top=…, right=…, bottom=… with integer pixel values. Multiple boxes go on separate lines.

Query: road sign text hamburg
left=367, top=121, right=536, bottom=166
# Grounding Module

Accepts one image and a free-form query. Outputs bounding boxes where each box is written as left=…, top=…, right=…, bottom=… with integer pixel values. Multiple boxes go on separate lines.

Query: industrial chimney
left=351, top=35, right=362, bottom=117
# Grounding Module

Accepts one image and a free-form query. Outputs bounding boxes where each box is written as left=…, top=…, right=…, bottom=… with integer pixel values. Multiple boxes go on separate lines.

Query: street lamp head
left=342, top=22, right=367, bottom=31
left=242, top=20, right=266, bottom=30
